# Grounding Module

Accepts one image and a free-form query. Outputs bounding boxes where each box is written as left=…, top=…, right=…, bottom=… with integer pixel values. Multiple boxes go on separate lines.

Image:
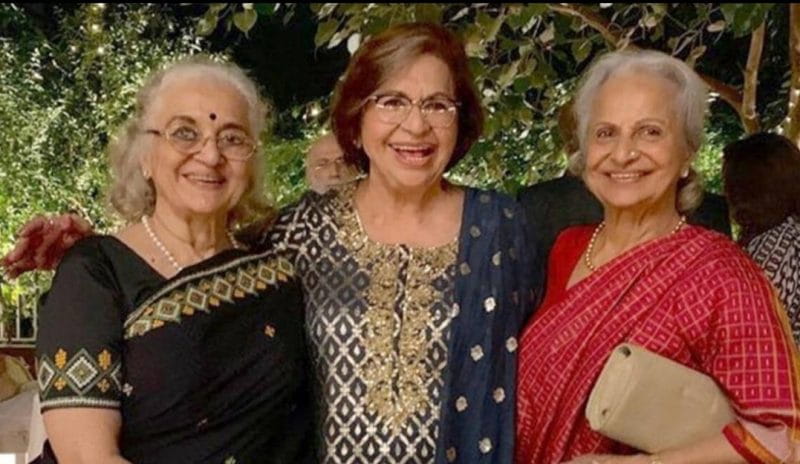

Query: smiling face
left=141, top=74, right=253, bottom=221
left=359, top=54, right=458, bottom=193
left=583, top=70, right=690, bottom=217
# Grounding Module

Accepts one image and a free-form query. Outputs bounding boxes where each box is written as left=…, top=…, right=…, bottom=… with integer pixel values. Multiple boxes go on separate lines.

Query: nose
left=193, top=136, right=223, bottom=166
left=400, top=104, right=432, bottom=135
left=609, top=135, right=637, bottom=165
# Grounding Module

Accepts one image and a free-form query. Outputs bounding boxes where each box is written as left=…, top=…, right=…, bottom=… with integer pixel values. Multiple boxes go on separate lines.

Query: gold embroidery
left=98, top=350, right=112, bottom=370
left=55, top=349, right=67, bottom=369
left=335, top=184, right=457, bottom=431
left=39, top=348, right=123, bottom=408
left=264, top=324, right=276, bottom=338
left=124, top=257, right=293, bottom=339
left=97, top=379, right=110, bottom=393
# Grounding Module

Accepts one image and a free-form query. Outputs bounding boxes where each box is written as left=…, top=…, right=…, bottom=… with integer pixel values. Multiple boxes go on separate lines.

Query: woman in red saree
left=516, top=49, right=800, bottom=464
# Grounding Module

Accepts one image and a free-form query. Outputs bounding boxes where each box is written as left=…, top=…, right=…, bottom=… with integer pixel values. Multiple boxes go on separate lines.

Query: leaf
left=706, top=20, right=726, bottom=33
left=232, top=9, right=258, bottom=35
left=571, top=40, right=591, bottom=64
left=254, top=4, right=275, bottom=15
left=314, top=19, right=338, bottom=47
left=413, top=4, right=441, bottom=23
left=538, top=23, right=555, bottom=44
left=346, top=33, right=361, bottom=55
left=451, top=7, right=470, bottom=22
left=196, top=10, right=219, bottom=36
left=497, top=60, right=520, bottom=89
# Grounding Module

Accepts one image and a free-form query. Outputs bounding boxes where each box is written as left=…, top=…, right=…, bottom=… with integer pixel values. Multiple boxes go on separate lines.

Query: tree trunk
left=786, top=4, right=800, bottom=144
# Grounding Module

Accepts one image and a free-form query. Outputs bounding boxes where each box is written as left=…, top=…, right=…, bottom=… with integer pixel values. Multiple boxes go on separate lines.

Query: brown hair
left=723, top=132, right=800, bottom=244
left=330, top=22, right=484, bottom=172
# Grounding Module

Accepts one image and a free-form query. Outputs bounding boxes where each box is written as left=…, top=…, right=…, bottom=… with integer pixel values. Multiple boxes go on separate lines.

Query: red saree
left=516, top=225, right=800, bottom=463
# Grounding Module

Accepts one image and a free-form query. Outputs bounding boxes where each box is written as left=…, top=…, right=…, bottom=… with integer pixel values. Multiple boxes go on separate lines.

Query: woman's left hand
left=563, top=454, right=650, bottom=464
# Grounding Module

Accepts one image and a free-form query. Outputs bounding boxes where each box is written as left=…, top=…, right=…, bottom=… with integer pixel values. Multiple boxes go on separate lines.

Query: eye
left=639, top=125, right=663, bottom=139
left=595, top=127, right=615, bottom=139
left=169, top=125, right=199, bottom=142
left=422, top=98, right=455, bottom=114
left=218, top=129, right=248, bottom=146
left=375, top=95, right=409, bottom=110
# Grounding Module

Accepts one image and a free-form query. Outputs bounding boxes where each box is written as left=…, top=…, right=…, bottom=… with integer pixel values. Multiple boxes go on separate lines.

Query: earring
left=681, top=167, right=690, bottom=179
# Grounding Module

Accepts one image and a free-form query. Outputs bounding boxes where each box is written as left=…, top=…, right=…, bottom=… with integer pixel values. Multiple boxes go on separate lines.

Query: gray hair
left=107, top=56, right=273, bottom=227
left=570, top=49, right=708, bottom=213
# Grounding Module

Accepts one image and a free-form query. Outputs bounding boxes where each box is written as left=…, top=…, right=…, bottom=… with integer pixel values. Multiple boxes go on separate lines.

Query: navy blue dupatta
left=435, top=189, right=541, bottom=463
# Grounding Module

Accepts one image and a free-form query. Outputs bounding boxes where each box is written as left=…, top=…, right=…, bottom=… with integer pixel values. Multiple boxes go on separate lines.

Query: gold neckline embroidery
left=333, top=184, right=458, bottom=431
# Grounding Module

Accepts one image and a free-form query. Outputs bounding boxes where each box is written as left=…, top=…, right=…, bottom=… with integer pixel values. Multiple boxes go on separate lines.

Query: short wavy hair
left=723, top=132, right=800, bottom=244
left=331, top=22, right=484, bottom=173
left=570, top=49, right=708, bottom=213
left=107, top=56, right=273, bottom=227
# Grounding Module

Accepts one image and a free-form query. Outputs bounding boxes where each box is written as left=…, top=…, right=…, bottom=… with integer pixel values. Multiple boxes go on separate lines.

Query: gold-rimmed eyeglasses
left=144, top=121, right=257, bottom=161
left=364, top=93, right=460, bottom=128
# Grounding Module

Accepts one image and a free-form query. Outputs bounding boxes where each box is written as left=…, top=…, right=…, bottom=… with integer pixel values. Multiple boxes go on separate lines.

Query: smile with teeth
left=390, top=143, right=435, bottom=165
left=184, top=173, right=225, bottom=186
left=606, top=171, right=647, bottom=182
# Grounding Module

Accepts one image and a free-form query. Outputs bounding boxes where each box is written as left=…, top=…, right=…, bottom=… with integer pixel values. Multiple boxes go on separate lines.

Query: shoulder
left=55, top=235, right=120, bottom=277
left=680, top=226, right=771, bottom=293
left=464, top=187, right=517, bottom=210
left=555, top=224, right=595, bottom=244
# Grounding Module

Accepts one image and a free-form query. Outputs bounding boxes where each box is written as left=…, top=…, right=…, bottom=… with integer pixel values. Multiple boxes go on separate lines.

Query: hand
left=1, top=214, right=93, bottom=278
left=563, top=454, right=650, bottom=464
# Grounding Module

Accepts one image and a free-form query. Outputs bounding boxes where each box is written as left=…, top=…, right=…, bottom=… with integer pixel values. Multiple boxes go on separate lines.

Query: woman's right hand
left=1, top=214, right=93, bottom=278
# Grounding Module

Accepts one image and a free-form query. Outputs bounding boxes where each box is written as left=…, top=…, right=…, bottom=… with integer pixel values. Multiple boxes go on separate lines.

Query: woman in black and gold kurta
left=35, top=58, right=313, bottom=463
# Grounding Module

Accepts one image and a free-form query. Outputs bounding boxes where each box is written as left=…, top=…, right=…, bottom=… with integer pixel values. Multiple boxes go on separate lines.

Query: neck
left=150, top=203, right=231, bottom=261
left=357, top=175, right=450, bottom=219
left=600, top=206, right=683, bottom=254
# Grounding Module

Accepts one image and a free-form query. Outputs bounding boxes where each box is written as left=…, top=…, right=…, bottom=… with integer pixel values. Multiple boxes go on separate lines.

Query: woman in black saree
left=35, top=58, right=313, bottom=463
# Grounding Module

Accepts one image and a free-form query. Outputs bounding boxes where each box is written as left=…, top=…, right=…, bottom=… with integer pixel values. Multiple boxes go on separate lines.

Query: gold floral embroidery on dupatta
left=333, top=184, right=457, bottom=431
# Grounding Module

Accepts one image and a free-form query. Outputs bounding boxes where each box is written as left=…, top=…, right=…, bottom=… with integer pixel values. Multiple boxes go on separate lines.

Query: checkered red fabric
left=516, top=225, right=800, bottom=463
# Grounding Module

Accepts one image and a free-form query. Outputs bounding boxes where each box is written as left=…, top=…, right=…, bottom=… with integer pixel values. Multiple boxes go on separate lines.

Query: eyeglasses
left=311, top=157, right=349, bottom=171
left=145, top=121, right=256, bottom=161
left=364, top=93, right=460, bottom=128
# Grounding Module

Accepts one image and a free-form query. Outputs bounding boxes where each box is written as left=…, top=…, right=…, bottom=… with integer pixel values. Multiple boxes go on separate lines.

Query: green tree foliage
left=199, top=3, right=800, bottom=194
left=0, top=4, right=212, bottom=309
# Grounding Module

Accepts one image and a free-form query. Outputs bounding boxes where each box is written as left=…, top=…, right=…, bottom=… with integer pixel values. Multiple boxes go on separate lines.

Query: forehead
left=309, top=136, right=343, bottom=159
left=591, top=70, right=680, bottom=123
left=148, top=73, right=250, bottom=125
left=375, top=54, right=455, bottom=96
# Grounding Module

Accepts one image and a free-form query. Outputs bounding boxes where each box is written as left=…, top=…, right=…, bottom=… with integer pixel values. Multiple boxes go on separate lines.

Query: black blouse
left=36, top=236, right=314, bottom=464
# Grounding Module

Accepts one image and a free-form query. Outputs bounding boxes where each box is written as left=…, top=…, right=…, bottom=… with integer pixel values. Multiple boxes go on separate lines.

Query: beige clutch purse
left=585, top=343, right=735, bottom=453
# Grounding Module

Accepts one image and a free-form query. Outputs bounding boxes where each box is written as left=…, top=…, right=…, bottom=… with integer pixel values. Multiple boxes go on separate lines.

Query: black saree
left=36, top=236, right=314, bottom=464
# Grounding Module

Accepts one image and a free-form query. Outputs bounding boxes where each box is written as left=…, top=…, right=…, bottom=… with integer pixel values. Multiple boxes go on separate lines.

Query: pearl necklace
left=583, top=215, right=687, bottom=273
left=141, top=215, right=241, bottom=273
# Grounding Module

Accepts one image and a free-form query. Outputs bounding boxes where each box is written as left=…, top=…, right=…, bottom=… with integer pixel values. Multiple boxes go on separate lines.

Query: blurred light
left=90, top=23, right=101, bottom=33
left=97, top=46, right=105, bottom=55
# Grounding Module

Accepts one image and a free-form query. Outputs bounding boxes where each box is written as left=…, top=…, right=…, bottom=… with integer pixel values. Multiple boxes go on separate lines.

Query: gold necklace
left=583, top=215, right=687, bottom=273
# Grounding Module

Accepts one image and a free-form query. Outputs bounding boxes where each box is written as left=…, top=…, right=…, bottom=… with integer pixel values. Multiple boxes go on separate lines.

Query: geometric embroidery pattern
left=124, top=256, right=293, bottom=339
left=38, top=348, right=122, bottom=409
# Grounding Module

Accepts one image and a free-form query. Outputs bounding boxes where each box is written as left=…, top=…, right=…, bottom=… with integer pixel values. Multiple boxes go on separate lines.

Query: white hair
left=107, top=56, right=273, bottom=226
left=570, top=49, right=708, bottom=213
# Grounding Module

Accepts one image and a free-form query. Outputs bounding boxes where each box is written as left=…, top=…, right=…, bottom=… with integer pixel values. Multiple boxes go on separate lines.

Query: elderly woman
left=515, top=50, right=800, bottom=463
left=260, top=23, right=534, bottom=463
left=4, top=24, right=536, bottom=463
left=723, top=133, right=800, bottom=344
left=34, top=58, right=313, bottom=463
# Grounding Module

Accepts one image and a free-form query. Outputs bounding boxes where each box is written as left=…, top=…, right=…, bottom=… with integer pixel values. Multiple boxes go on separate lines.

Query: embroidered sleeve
left=37, top=241, right=124, bottom=411
left=260, top=194, right=315, bottom=265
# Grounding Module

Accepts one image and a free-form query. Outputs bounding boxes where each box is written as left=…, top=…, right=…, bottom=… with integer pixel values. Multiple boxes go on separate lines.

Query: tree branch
left=742, top=22, right=765, bottom=134
left=787, top=4, right=800, bottom=143
left=548, top=3, right=753, bottom=133
left=547, top=4, right=621, bottom=46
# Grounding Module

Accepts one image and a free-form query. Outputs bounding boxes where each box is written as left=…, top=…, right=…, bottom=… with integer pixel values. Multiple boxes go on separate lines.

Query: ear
left=140, top=151, right=154, bottom=180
